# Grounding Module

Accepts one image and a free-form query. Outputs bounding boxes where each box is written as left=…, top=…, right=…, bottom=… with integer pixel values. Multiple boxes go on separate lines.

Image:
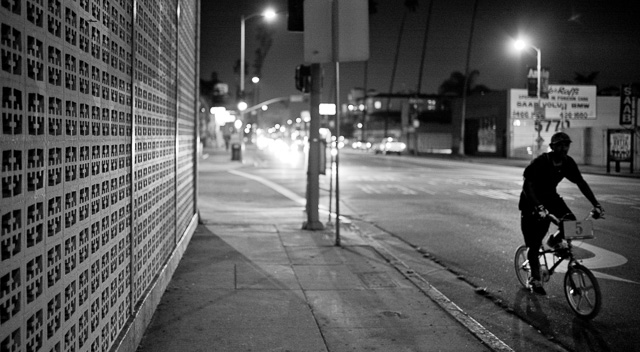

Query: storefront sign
left=510, top=85, right=597, bottom=120
left=526, top=67, right=549, bottom=98
left=620, top=84, right=636, bottom=125
left=607, top=129, right=634, bottom=173
left=608, top=130, right=633, bottom=162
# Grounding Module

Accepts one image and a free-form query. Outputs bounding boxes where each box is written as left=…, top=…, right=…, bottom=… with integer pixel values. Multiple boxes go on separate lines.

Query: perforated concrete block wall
left=1, top=0, right=198, bottom=351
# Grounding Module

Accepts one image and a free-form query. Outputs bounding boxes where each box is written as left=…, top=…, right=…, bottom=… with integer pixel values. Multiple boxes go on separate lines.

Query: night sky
left=199, top=0, right=640, bottom=118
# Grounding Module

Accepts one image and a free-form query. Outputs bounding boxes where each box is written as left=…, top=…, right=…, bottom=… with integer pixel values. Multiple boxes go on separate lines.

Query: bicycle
left=514, top=210, right=603, bottom=319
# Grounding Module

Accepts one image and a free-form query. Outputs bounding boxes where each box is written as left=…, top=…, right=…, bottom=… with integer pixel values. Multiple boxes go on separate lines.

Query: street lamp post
left=514, top=39, right=541, bottom=101
left=240, top=9, right=276, bottom=110
left=515, top=39, right=544, bottom=153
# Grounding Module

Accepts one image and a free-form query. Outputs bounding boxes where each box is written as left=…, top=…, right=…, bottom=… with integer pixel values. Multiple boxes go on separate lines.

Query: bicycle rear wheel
left=514, top=245, right=530, bottom=288
left=564, top=264, right=602, bottom=319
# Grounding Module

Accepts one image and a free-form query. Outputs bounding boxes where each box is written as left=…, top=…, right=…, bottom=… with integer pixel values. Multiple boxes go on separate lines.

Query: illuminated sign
left=510, top=85, right=597, bottom=120
left=319, top=103, right=336, bottom=115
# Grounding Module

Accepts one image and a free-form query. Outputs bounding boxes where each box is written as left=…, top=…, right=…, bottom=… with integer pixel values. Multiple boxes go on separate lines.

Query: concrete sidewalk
left=135, top=147, right=496, bottom=352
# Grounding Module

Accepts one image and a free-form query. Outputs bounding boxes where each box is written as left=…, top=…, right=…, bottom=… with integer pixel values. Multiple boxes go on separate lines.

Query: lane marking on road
left=228, top=169, right=306, bottom=206
left=543, top=243, right=638, bottom=284
left=458, top=189, right=518, bottom=200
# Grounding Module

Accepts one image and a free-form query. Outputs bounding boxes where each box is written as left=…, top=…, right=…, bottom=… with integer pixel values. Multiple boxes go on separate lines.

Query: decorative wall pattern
left=0, top=0, right=198, bottom=351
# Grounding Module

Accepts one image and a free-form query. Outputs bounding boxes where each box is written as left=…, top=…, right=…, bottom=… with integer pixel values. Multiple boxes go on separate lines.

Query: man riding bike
left=518, top=132, right=605, bottom=295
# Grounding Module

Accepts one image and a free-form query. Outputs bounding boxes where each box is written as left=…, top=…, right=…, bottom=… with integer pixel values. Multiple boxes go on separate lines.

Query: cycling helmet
left=550, top=132, right=572, bottom=146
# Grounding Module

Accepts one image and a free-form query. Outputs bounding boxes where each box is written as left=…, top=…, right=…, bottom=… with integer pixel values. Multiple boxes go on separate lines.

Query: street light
left=514, top=39, right=541, bottom=100
left=240, top=9, right=276, bottom=104
left=515, top=38, right=545, bottom=154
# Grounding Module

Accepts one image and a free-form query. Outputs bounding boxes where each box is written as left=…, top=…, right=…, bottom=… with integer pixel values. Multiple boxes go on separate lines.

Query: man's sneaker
left=528, top=278, right=547, bottom=295
left=547, top=235, right=568, bottom=251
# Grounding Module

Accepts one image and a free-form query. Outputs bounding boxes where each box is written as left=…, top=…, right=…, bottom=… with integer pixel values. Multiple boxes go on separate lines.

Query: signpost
left=301, top=0, right=369, bottom=245
left=607, top=129, right=634, bottom=173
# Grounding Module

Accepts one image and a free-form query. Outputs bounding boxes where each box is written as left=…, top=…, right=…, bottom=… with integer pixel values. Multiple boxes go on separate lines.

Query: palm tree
left=573, top=71, right=599, bottom=84
left=417, top=0, right=434, bottom=94
left=252, top=24, right=275, bottom=79
left=438, top=70, right=483, bottom=96
left=387, top=0, right=419, bottom=96
left=385, top=0, right=419, bottom=137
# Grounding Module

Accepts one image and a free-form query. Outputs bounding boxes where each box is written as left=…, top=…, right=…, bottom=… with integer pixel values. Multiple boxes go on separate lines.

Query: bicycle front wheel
left=564, top=264, right=602, bottom=319
left=514, top=245, right=530, bottom=288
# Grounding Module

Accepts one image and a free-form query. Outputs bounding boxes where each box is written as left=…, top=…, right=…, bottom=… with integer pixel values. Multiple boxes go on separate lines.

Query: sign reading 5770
left=510, top=85, right=597, bottom=120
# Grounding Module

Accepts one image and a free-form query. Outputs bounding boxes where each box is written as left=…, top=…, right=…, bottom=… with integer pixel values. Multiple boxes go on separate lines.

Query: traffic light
left=288, top=0, right=304, bottom=32
left=368, top=0, right=378, bottom=14
left=295, top=65, right=311, bottom=93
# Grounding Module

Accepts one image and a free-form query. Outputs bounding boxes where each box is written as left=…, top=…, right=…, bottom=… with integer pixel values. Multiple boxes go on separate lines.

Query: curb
left=348, top=220, right=515, bottom=352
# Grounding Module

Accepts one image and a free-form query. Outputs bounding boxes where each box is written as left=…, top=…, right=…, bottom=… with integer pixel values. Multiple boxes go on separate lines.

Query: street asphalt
left=135, top=145, right=636, bottom=352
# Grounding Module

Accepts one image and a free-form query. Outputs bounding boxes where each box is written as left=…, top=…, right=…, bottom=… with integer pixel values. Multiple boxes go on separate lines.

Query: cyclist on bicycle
left=518, top=131, right=604, bottom=295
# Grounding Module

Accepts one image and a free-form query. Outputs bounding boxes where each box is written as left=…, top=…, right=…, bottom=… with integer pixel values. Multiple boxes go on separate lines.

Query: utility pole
left=303, top=63, right=324, bottom=230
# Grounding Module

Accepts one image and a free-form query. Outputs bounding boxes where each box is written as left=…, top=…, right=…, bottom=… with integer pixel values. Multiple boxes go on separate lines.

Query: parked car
left=374, top=137, right=406, bottom=155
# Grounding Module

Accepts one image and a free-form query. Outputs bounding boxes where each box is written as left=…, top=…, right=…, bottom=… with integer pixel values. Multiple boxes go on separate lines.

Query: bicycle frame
left=538, top=237, right=576, bottom=277
left=540, top=212, right=598, bottom=277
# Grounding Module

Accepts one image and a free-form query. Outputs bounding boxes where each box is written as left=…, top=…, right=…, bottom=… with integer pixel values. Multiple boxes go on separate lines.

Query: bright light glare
left=261, top=105, right=268, bottom=111
left=252, top=76, right=260, bottom=84
left=210, top=107, right=225, bottom=114
left=514, top=39, right=527, bottom=51
left=256, top=135, right=271, bottom=150
left=263, top=8, right=276, bottom=20
left=266, top=138, right=302, bottom=166
left=237, top=101, right=248, bottom=111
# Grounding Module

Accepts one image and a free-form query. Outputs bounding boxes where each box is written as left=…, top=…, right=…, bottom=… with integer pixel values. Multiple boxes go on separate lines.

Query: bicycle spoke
left=568, top=270, right=597, bottom=313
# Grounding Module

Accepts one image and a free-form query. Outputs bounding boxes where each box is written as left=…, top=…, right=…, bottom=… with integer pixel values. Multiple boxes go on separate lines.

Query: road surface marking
left=543, top=242, right=638, bottom=284
left=228, top=169, right=306, bottom=206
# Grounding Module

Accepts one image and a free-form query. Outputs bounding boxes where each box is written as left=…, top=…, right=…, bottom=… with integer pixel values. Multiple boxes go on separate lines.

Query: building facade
left=453, top=89, right=639, bottom=173
left=1, top=1, right=200, bottom=351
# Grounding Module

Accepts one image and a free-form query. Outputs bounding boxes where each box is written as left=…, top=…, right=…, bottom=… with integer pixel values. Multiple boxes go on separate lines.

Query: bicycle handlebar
left=547, top=213, right=561, bottom=225
left=546, top=209, right=604, bottom=225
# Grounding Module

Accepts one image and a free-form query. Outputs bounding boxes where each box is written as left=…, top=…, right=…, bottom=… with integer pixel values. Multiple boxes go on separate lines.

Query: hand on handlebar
left=591, top=204, right=605, bottom=219
left=535, top=205, right=549, bottom=220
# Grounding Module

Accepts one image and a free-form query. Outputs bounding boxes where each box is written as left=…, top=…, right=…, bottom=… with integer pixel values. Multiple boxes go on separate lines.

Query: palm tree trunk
left=362, top=61, right=368, bottom=142
left=417, top=0, right=434, bottom=94
left=385, top=9, right=408, bottom=137
left=459, top=0, right=479, bottom=156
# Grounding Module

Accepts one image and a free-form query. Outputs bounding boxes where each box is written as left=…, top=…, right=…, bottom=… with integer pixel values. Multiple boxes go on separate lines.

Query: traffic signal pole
left=303, top=63, right=325, bottom=231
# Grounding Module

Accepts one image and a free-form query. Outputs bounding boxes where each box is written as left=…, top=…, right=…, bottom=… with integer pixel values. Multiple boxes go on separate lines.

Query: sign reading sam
left=510, top=85, right=597, bottom=120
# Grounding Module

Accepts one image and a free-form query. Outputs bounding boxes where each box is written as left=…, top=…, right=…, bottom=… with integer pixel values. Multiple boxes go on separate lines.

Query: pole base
left=302, top=220, right=325, bottom=231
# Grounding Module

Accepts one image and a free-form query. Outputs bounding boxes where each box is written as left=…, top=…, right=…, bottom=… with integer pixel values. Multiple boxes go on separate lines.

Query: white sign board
left=319, top=103, right=336, bottom=115
left=510, top=85, right=597, bottom=120
left=304, top=0, right=369, bottom=63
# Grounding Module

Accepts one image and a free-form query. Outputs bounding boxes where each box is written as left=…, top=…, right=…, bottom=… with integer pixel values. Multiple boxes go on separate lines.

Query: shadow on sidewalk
left=136, top=224, right=326, bottom=352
